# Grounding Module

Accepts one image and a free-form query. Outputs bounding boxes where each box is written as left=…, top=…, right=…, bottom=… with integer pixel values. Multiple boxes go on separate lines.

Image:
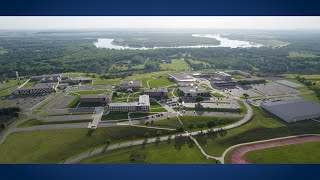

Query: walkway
left=88, top=107, right=104, bottom=129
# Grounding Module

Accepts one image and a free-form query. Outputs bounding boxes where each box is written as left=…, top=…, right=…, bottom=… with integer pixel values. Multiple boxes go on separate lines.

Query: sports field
left=244, top=140, right=320, bottom=164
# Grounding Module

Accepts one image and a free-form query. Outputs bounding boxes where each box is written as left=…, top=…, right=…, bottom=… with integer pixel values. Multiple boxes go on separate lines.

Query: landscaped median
left=17, top=119, right=92, bottom=128
left=101, top=112, right=158, bottom=121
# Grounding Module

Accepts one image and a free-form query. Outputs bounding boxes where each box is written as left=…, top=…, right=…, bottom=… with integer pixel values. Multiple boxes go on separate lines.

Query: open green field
left=122, top=71, right=172, bottom=88
left=17, top=119, right=92, bottom=128
left=244, top=141, right=320, bottom=164
left=151, top=116, right=241, bottom=131
left=102, top=113, right=129, bottom=120
left=211, top=92, right=226, bottom=97
left=231, top=75, right=245, bottom=79
left=79, top=139, right=217, bottom=164
left=160, top=59, right=191, bottom=71
left=0, top=100, right=7, bottom=105
left=147, top=76, right=174, bottom=88
left=299, top=93, right=320, bottom=103
left=288, top=51, right=319, bottom=58
left=194, top=106, right=320, bottom=158
left=186, top=59, right=210, bottom=66
left=0, top=126, right=175, bottom=163
left=282, top=74, right=320, bottom=80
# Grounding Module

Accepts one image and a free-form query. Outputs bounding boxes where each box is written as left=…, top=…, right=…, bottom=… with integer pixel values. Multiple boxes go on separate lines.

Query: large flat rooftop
left=261, top=99, right=320, bottom=123
left=168, top=73, right=196, bottom=82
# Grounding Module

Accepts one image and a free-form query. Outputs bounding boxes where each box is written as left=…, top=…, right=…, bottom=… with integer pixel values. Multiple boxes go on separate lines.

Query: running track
left=230, top=135, right=320, bottom=164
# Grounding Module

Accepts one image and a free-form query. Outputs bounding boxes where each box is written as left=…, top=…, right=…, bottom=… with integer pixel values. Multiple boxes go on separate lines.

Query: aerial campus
left=0, top=26, right=320, bottom=164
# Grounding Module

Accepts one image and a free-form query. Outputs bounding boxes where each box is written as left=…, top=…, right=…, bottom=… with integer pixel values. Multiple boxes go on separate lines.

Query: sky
left=0, top=16, right=320, bottom=30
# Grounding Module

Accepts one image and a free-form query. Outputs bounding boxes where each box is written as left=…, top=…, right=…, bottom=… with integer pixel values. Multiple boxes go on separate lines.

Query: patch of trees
left=0, top=107, right=21, bottom=117
left=296, top=76, right=320, bottom=99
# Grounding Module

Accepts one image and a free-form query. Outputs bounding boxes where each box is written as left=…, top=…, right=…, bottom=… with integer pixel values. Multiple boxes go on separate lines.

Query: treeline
left=0, top=107, right=21, bottom=117
left=296, top=76, right=320, bottom=99
left=0, top=33, right=320, bottom=77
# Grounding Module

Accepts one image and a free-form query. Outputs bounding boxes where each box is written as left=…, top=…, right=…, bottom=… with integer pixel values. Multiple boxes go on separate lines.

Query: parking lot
left=251, top=82, right=300, bottom=96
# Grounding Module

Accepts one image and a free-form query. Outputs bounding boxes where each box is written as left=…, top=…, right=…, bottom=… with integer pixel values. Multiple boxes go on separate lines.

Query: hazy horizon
left=0, top=16, right=320, bottom=30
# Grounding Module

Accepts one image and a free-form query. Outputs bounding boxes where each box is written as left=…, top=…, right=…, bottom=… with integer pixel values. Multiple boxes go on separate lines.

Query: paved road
left=63, top=100, right=253, bottom=164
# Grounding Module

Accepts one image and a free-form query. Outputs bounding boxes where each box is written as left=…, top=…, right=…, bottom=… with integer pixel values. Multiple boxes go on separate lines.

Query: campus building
left=210, top=71, right=236, bottom=88
left=61, top=77, right=92, bottom=84
left=168, top=73, right=196, bottom=83
left=16, top=82, right=59, bottom=95
left=30, top=74, right=61, bottom=81
left=79, top=92, right=113, bottom=105
left=178, top=86, right=211, bottom=97
left=143, top=87, right=168, bottom=97
left=261, top=99, right=320, bottom=123
left=118, top=80, right=142, bottom=90
left=213, top=72, right=232, bottom=81
left=109, top=95, right=150, bottom=112
left=233, top=70, right=252, bottom=78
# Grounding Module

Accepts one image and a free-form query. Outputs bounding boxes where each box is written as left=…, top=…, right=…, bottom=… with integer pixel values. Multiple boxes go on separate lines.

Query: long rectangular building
left=109, top=95, right=150, bottom=112
left=16, top=82, right=59, bottom=95
left=143, top=87, right=168, bottom=97
left=261, top=99, right=320, bottom=123
left=178, top=86, right=211, bottom=97
left=79, top=92, right=113, bottom=105
left=118, top=80, right=142, bottom=90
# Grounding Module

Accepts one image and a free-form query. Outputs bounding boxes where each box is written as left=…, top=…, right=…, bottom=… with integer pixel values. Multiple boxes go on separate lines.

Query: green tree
left=144, top=132, right=150, bottom=139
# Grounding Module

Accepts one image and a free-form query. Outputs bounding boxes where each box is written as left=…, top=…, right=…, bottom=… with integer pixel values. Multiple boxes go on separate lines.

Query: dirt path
left=229, top=135, right=320, bottom=164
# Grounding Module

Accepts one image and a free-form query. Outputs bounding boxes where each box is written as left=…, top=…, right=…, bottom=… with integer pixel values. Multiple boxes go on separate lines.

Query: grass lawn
left=231, top=75, right=245, bottom=79
left=211, top=92, right=226, bottom=98
left=194, top=106, right=320, bottom=158
left=17, top=119, right=92, bottom=128
left=0, top=100, right=7, bottom=105
left=150, top=116, right=241, bottom=131
left=150, top=117, right=181, bottom=129
left=299, top=93, right=320, bottom=103
left=0, top=126, right=175, bottom=163
left=147, top=76, right=174, bottom=88
left=65, top=96, right=79, bottom=108
left=0, top=88, right=12, bottom=97
left=79, top=139, right=217, bottom=164
left=244, top=141, right=320, bottom=164
left=186, top=59, right=210, bottom=66
left=160, top=59, right=191, bottom=71
left=101, top=113, right=129, bottom=120
left=288, top=51, right=319, bottom=58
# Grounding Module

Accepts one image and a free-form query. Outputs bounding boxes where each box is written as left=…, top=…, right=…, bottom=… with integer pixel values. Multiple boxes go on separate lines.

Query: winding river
left=93, top=34, right=263, bottom=50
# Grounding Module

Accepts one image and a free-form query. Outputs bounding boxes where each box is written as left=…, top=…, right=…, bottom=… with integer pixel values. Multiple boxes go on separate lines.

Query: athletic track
left=229, top=135, right=320, bottom=164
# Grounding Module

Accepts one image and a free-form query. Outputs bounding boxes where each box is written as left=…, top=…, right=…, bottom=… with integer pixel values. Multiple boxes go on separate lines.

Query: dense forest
left=0, top=30, right=319, bottom=78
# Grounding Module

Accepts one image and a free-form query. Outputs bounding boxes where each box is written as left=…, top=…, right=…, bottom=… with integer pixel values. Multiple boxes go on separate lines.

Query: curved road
left=63, top=100, right=253, bottom=164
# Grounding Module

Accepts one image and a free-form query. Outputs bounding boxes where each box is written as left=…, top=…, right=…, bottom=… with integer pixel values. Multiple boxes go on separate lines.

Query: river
left=93, top=34, right=263, bottom=50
